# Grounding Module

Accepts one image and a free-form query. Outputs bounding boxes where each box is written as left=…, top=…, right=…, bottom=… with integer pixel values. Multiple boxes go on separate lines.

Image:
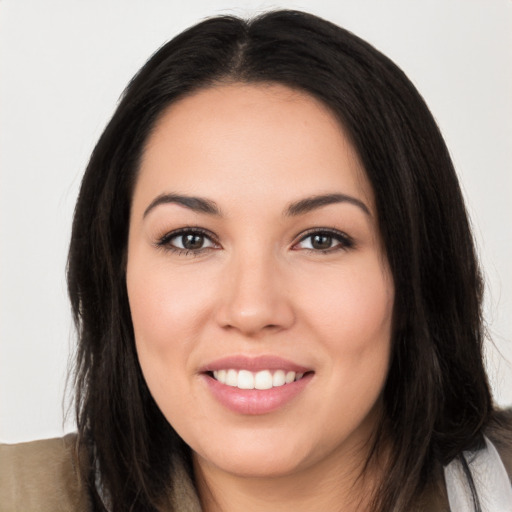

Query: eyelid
left=292, top=227, right=355, bottom=252
left=155, top=227, right=220, bottom=254
left=154, top=226, right=353, bottom=255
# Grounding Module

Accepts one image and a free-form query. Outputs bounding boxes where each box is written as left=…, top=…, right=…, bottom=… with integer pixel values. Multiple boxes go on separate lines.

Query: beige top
left=0, top=433, right=201, bottom=512
left=0, top=434, right=91, bottom=512
left=1, top=426, right=511, bottom=512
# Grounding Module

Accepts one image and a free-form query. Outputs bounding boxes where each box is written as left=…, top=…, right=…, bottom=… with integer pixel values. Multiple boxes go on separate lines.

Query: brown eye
left=294, top=229, right=354, bottom=252
left=158, top=229, right=218, bottom=253
left=311, top=234, right=333, bottom=250
left=181, top=233, right=206, bottom=250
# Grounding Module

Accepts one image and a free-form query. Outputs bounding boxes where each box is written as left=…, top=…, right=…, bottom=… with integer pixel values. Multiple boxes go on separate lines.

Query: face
left=126, top=83, right=394, bottom=480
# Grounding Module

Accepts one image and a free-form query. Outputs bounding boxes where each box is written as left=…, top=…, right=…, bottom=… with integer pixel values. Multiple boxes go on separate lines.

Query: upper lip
left=199, top=355, right=311, bottom=373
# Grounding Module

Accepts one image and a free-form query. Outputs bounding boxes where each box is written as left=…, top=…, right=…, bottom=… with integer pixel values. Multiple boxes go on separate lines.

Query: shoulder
left=486, top=408, right=512, bottom=481
left=414, top=409, right=512, bottom=512
left=0, top=433, right=91, bottom=512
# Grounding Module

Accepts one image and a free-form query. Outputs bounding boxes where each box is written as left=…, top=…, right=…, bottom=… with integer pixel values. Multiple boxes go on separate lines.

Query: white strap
left=444, top=436, right=512, bottom=511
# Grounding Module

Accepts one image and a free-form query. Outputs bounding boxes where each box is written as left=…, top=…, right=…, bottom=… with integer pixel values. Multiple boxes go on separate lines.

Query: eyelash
left=155, top=227, right=354, bottom=256
left=293, top=228, right=355, bottom=254
left=155, top=227, right=220, bottom=256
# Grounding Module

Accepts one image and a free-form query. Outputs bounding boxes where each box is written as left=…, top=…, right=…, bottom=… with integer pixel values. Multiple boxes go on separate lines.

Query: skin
left=126, top=83, right=394, bottom=511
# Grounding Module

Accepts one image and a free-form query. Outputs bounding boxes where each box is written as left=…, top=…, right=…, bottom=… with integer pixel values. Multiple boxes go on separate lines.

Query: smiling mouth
left=208, top=369, right=311, bottom=390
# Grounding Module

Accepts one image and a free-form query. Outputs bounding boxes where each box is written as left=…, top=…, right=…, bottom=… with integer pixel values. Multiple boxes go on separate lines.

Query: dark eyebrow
left=143, top=193, right=222, bottom=218
left=285, top=193, right=370, bottom=217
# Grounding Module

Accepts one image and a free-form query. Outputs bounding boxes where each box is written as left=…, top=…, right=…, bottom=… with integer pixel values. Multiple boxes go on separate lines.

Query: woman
left=1, top=9, right=511, bottom=512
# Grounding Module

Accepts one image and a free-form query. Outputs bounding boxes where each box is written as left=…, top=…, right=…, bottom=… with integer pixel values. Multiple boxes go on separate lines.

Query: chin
left=201, top=451, right=307, bottom=479
left=191, top=429, right=320, bottom=479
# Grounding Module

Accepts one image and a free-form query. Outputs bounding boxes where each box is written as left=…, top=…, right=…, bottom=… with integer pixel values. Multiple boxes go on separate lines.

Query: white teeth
left=238, top=370, right=254, bottom=389
left=272, top=370, right=286, bottom=387
left=226, top=369, right=238, bottom=387
left=212, top=368, right=307, bottom=389
left=254, top=370, right=273, bottom=390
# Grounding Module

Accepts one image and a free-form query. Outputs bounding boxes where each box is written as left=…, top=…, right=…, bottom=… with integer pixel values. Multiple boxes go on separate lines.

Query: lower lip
left=202, top=373, right=313, bottom=415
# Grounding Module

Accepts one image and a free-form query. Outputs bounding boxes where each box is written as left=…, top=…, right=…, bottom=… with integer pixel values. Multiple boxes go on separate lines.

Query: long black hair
left=68, top=10, right=492, bottom=511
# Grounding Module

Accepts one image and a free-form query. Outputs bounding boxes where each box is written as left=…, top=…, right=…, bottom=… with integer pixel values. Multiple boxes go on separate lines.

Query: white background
left=1, top=0, right=511, bottom=443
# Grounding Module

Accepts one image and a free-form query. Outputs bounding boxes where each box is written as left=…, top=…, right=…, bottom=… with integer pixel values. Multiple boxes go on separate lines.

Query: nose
left=215, top=252, right=295, bottom=337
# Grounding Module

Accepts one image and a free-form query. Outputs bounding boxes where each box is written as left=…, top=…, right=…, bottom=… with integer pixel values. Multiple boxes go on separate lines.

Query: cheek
left=126, top=261, right=204, bottom=416
left=127, top=258, right=213, bottom=355
left=302, top=260, right=394, bottom=353
left=304, top=264, right=393, bottom=441
left=126, top=258, right=227, bottom=440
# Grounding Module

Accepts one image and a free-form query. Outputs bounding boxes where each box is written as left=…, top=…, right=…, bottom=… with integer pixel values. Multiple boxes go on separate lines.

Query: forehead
left=136, top=82, right=373, bottom=213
